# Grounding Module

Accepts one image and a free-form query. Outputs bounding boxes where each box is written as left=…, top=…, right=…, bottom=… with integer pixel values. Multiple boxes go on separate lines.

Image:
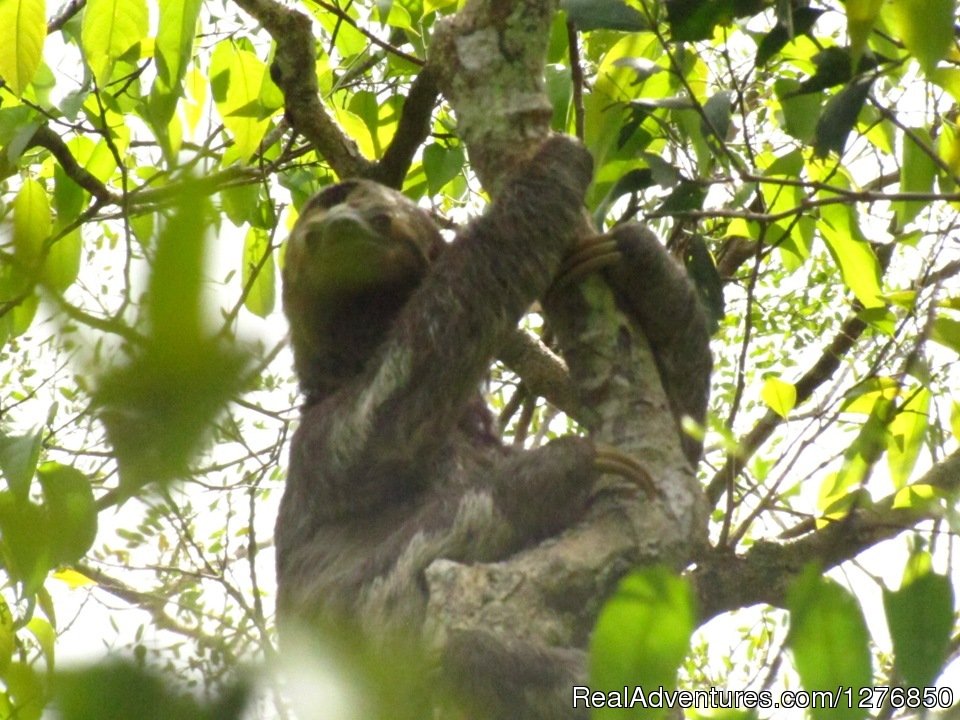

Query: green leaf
left=800, top=47, right=853, bottom=95
left=54, top=660, right=221, bottom=720
left=930, top=316, right=960, bottom=353
left=841, top=375, right=898, bottom=414
left=814, top=76, right=873, bottom=158
left=149, top=0, right=204, bottom=126
left=761, top=377, right=796, bottom=419
left=593, top=167, right=655, bottom=225
left=0, top=492, right=54, bottom=594
left=423, top=143, right=465, bottom=194
left=317, top=10, right=366, bottom=58
left=845, top=0, right=883, bottom=65
left=93, top=184, right=251, bottom=491
left=817, top=203, right=883, bottom=308
left=658, top=180, right=705, bottom=213
left=0, top=595, right=13, bottom=672
left=0, top=105, right=37, bottom=147
left=895, top=128, right=937, bottom=228
left=13, top=177, right=51, bottom=270
left=545, top=63, right=572, bottom=131
left=888, top=0, right=955, bottom=75
left=81, top=0, right=149, bottom=86
left=0, top=0, right=46, bottom=96
left=424, top=0, right=456, bottom=13
left=5, top=661, right=45, bottom=720
left=42, top=229, right=81, bottom=292
left=666, top=0, right=765, bottom=42
left=150, top=185, right=206, bottom=346
left=67, top=135, right=116, bottom=184
left=590, top=567, right=696, bottom=720
left=37, top=462, right=97, bottom=564
left=701, top=90, right=733, bottom=143
left=887, top=388, right=929, bottom=487
left=210, top=40, right=273, bottom=162
left=242, top=226, right=276, bottom=319
left=0, top=292, right=40, bottom=338
left=0, top=427, right=42, bottom=501
left=786, top=567, right=872, bottom=720
left=26, top=616, right=55, bottom=671
left=221, top=183, right=260, bottom=226
left=883, top=560, right=954, bottom=688
left=561, top=0, right=648, bottom=31
left=775, top=78, right=821, bottom=143
left=349, top=91, right=384, bottom=154
left=825, top=392, right=893, bottom=503
left=755, top=6, right=824, bottom=66
left=53, top=162, right=87, bottom=226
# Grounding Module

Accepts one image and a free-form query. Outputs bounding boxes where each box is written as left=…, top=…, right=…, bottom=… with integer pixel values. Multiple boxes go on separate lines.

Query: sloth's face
left=283, top=180, right=442, bottom=304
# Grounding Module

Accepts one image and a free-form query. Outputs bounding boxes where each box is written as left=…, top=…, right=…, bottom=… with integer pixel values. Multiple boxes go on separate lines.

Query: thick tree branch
left=425, top=0, right=707, bottom=660
left=29, top=126, right=119, bottom=203
left=497, top=329, right=581, bottom=419
left=430, top=0, right=556, bottom=188
left=369, top=67, right=440, bottom=188
left=232, top=0, right=373, bottom=179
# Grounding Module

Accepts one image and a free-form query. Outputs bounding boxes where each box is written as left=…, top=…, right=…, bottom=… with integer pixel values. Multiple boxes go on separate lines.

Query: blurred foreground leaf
left=787, top=566, right=871, bottom=720
left=93, top=182, right=251, bottom=495
left=590, top=567, right=696, bottom=720
left=55, top=660, right=248, bottom=720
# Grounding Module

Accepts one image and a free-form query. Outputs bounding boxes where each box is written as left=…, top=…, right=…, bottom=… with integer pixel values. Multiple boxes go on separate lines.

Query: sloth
left=276, top=136, right=711, bottom=718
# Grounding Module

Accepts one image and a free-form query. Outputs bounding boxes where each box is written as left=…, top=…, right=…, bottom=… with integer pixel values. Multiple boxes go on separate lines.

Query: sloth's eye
left=367, top=213, right=393, bottom=236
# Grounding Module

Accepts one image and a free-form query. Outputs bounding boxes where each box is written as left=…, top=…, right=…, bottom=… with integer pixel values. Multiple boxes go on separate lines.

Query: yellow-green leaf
left=380, top=1, right=413, bottom=31
left=42, top=228, right=81, bottom=291
left=887, top=0, right=955, bottom=75
left=938, top=121, right=960, bottom=175
left=818, top=204, right=884, bottom=308
left=845, top=0, right=883, bottom=66
left=424, top=0, right=457, bottom=14
left=895, top=128, right=937, bottom=228
left=5, top=292, right=40, bottom=337
left=149, top=0, right=204, bottom=126
left=0, top=0, right=46, bottom=96
left=183, top=66, right=208, bottom=132
left=52, top=568, right=96, bottom=589
left=0, top=595, right=13, bottom=673
left=67, top=135, right=116, bottom=184
left=210, top=40, right=272, bottom=162
left=841, top=376, right=899, bottom=414
left=26, top=616, right=55, bottom=671
left=761, top=376, right=797, bottom=419
left=81, top=0, right=149, bottom=86
left=590, top=567, right=696, bottom=720
left=5, top=661, right=45, bottom=720
left=316, top=9, right=366, bottom=57
left=13, top=177, right=51, bottom=270
left=242, top=226, right=276, bottom=318
left=887, top=388, right=930, bottom=487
